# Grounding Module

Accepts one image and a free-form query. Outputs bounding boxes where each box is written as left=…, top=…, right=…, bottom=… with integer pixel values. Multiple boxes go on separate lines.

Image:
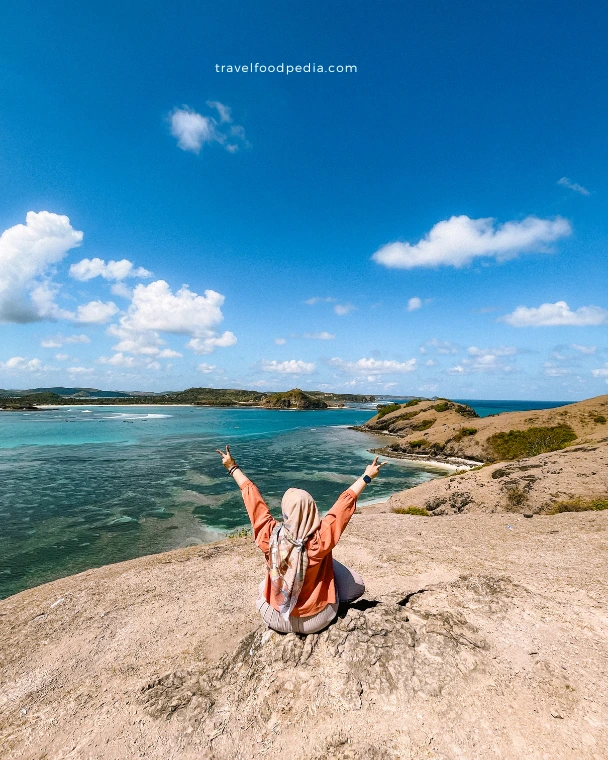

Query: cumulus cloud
left=0, top=211, right=83, bottom=323
left=407, top=297, right=422, bottom=312
left=372, top=215, right=571, bottom=269
left=197, top=363, right=216, bottom=373
left=75, top=300, right=119, bottom=324
left=329, top=357, right=417, bottom=375
left=67, top=366, right=94, bottom=375
left=420, top=339, right=459, bottom=355
left=41, top=333, right=91, bottom=348
left=501, top=301, right=608, bottom=327
left=558, top=177, right=590, bottom=196
left=571, top=344, right=596, bottom=354
left=0, top=356, right=46, bottom=371
left=262, top=360, right=316, bottom=374
left=97, top=353, right=137, bottom=367
left=274, top=338, right=287, bottom=345
left=449, top=346, right=517, bottom=374
left=169, top=103, right=246, bottom=154
left=70, top=258, right=151, bottom=282
left=108, top=280, right=236, bottom=356
left=302, top=332, right=335, bottom=340
left=334, top=303, right=355, bottom=316
left=591, top=365, right=608, bottom=378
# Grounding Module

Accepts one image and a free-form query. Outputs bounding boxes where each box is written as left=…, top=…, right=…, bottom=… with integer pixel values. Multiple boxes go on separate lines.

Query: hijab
left=269, top=488, right=321, bottom=620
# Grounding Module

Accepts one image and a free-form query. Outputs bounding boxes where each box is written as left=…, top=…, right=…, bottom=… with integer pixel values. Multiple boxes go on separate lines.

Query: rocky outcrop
left=385, top=440, right=608, bottom=516
left=140, top=577, right=496, bottom=758
left=261, top=388, right=329, bottom=409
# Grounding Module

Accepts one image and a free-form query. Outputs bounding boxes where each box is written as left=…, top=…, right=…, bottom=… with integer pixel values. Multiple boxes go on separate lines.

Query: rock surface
left=1, top=509, right=608, bottom=758
left=384, top=440, right=608, bottom=516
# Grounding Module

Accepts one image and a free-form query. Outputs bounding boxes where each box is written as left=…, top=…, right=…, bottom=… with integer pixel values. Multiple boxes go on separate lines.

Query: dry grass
left=546, top=496, right=608, bottom=515
left=392, top=506, right=430, bottom=516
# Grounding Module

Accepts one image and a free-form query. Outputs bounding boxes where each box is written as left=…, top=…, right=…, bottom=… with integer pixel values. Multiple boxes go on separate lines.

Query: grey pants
left=256, top=559, right=365, bottom=634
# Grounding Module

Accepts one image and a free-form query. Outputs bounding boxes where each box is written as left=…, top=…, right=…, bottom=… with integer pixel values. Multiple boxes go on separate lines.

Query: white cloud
left=75, top=300, right=119, bottom=324
left=592, top=365, right=608, bottom=378
left=0, top=211, right=83, bottom=323
left=372, top=215, right=571, bottom=269
left=468, top=345, right=517, bottom=357
left=305, top=297, right=336, bottom=305
left=501, top=301, right=608, bottom=327
left=41, top=333, right=91, bottom=348
left=187, top=333, right=237, bottom=354
left=206, top=100, right=232, bottom=123
left=69, top=258, right=151, bottom=282
left=111, top=282, right=133, bottom=299
left=55, top=353, right=69, bottom=360
left=97, top=353, right=137, bottom=367
left=329, top=357, right=417, bottom=375
left=407, top=297, right=422, bottom=312
left=197, top=363, right=216, bottom=373
left=274, top=338, right=287, bottom=345
left=158, top=349, right=182, bottom=358
left=67, top=366, right=94, bottom=375
left=0, top=356, right=46, bottom=371
left=169, top=104, right=246, bottom=154
left=302, top=332, right=335, bottom=340
left=420, top=339, right=459, bottom=355
left=544, top=364, right=571, bottom=377
left=334, top=303, right=355, bottom=316
left=262, top=360, right=316, bottom=375
left=448, top=346, right=518, bottom=374
left=571, top=344, right=596, bottom=354
left=108, top=280, right=237, bottom=356
left=558, top=177, right=590, bottom=196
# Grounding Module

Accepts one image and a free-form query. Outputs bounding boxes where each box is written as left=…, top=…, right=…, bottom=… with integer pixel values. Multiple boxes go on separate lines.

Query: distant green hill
left=0, top=386, right=377, bottom=407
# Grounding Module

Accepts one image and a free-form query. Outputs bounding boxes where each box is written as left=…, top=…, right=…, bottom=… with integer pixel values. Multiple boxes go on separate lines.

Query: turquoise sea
left=0, top=405, right=448, bottom=599
left=0, top=398, right=572, bottom=599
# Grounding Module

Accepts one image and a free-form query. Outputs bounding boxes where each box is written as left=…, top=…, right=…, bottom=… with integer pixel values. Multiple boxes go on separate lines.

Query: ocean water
left=0, top=405, right=448, bottom=599
left=457, top=399, right=572, bottom=417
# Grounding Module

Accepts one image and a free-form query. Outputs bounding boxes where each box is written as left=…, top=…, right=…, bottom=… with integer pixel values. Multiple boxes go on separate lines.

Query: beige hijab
left=269, top=488, right=321, bottom=620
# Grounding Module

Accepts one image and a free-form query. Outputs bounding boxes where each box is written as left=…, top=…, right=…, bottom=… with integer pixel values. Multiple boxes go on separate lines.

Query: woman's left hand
left=216, top=445, right=236, bottom=470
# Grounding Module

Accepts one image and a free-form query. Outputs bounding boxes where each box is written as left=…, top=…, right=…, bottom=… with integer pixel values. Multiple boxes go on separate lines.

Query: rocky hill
left=364, top=395, right=608, bottom=463
left=261, top=388, right=328, bottom=409
left=1, top=508, right=607, bottom=759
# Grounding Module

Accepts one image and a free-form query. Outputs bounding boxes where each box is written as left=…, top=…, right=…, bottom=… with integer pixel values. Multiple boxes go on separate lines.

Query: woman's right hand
left=216, top=445, right=236, bottom=470
left=364, top=456, right=388, bottom=480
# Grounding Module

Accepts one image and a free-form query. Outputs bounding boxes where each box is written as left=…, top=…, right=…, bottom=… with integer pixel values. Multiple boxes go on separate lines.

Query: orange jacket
left=240, top=479, right=357, bottom=617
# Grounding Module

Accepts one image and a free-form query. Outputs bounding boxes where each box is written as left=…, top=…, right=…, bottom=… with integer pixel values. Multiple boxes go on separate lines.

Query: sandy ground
left=1, top=506, right=607, bottom=759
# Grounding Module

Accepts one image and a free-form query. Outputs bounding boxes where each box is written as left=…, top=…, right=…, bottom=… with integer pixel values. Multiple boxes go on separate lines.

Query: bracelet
left=227, top=465, right=240, bottom=476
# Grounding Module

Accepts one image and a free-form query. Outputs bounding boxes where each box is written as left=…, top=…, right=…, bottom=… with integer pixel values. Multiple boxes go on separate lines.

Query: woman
left=216, top=445, right=387, bottom=634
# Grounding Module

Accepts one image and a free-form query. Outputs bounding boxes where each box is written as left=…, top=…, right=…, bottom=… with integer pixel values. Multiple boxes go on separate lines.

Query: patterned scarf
left=269, top=488, right=321, bottom=621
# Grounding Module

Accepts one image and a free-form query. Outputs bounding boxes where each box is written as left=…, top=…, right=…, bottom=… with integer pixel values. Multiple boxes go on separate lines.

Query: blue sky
left=1, top=0, right=607, bottom=399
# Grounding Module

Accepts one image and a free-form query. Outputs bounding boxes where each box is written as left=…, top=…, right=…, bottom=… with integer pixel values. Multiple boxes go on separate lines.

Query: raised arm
left=215, top=445, right=275, bottom=552
left=349, top=456, right=388, bottom=496
left=308, top=456, right=388, bottom=562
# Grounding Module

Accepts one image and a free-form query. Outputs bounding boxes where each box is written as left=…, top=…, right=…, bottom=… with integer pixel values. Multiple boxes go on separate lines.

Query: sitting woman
left=216, top=445, right=387, bottom=634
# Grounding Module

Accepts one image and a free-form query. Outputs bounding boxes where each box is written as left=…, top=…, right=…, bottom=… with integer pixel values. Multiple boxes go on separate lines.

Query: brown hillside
left=364, top=395, right=608, bottom=462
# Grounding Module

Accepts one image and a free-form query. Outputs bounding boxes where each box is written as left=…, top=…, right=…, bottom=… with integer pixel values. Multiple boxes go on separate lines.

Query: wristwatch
left=362, top=474, right=372, bottom=484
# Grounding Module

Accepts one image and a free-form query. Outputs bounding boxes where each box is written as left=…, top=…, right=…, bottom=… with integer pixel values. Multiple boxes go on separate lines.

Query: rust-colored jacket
left=240, top=479, right=357, bottom=617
